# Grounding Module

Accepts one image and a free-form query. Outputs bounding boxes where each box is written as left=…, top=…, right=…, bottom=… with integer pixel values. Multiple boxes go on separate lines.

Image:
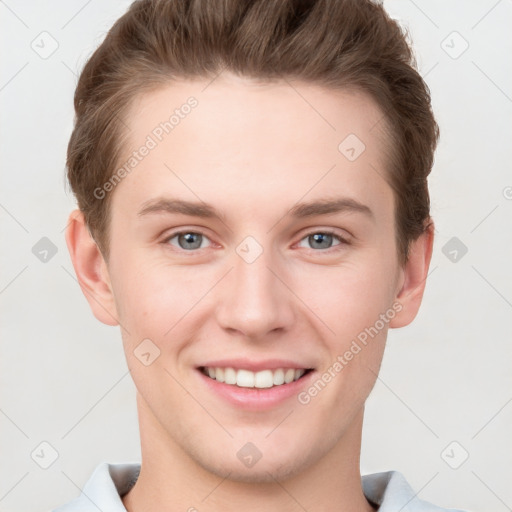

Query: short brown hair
left=67, top=0, right=439, bottom=264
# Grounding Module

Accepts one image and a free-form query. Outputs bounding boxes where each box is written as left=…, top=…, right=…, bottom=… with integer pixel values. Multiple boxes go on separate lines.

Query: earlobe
left=65, top=209, right=119, bottom=326
left=389, top=222, right=434, bottom=329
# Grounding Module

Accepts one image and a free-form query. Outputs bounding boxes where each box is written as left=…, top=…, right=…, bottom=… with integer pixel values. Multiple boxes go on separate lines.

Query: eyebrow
left=137, top=197, right=373, bottom=221
left=288, top=198, right=373, bottom=219
left=138, top=198, right=224, bottom=220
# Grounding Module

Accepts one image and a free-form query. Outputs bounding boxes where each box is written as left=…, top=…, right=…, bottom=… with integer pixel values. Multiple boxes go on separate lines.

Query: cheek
left=109, top=254, right=172, bottom=334
left=299, top=258, right=397, bottom=339
left=118, top=280, right=179, bottom=334
left=110, top=257, right=214, bottom=356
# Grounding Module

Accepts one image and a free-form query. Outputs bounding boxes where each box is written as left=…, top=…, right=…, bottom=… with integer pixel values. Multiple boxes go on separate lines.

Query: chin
left=189, top=442, right=317, bottom=485
left=201, top=459, right=303, bottom=484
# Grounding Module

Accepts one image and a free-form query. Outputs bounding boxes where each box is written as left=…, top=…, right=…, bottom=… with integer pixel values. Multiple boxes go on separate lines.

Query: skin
left=66, top=72, right=433, bottom=512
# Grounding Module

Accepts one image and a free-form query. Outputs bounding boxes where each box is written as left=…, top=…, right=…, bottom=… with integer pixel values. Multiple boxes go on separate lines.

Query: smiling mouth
left=199, top=366, right=314, bottom=389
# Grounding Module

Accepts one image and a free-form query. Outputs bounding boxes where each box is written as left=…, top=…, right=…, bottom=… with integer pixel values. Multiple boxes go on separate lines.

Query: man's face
left=104, top=74, right=403, bottom=481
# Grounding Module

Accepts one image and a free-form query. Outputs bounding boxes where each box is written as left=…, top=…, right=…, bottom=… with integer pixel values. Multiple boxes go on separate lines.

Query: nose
left=215, top=241, right=296, bottom=340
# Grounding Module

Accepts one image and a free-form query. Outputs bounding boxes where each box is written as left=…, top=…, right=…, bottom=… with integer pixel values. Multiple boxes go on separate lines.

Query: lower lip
left=197, top=369, right=315, bottom=410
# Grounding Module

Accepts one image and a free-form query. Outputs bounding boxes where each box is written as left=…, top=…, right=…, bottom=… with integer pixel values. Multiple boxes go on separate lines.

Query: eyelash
left=296, top=230, right=349, bottom=252
left=161, top=229, right=350, bottom=254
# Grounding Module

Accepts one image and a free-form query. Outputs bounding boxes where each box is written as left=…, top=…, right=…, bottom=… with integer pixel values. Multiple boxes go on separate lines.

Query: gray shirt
left=53, top=462, right=467, bottom=511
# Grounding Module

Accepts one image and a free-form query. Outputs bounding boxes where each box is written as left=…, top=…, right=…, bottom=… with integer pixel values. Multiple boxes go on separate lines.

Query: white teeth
left=224, top=367, right=237, bottom=385
left=236, top=369, right=255, bottom=388
left=254, top=370, right=274, bottom=388
left=273, top=369, right=285, bottom=385
left=202, top=366, right=308, bottom=388
left=284, top=368, right=295, bottom=384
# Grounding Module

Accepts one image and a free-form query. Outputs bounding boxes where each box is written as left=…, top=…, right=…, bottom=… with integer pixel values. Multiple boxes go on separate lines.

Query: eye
left=164, top=231, right=212, bottom=251
left=297, top=231, right=347, bottom=251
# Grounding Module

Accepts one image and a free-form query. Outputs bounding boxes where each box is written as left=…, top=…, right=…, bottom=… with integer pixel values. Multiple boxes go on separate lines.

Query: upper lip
left=198, top=358, right=315, bottom=372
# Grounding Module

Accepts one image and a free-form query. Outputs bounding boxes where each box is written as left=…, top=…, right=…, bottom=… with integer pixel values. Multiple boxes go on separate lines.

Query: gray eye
left=169, top=232, right=207, bottom=250
left=305, top=233, right=338, bottom=250
left=297, top=232, right=343, bottom=251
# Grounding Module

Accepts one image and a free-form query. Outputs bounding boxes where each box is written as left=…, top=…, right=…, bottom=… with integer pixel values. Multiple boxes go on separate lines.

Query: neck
left=123, top=394, right=375, bottom=512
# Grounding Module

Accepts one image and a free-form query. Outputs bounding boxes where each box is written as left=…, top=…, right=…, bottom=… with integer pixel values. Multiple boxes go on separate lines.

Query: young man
left=55, top=0, right=465, bottom=510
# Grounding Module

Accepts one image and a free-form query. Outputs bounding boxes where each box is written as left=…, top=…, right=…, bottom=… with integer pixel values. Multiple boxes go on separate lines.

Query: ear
left=389, top=222, right=434, bottom=328
left=65, top=209, right=119, bottom=326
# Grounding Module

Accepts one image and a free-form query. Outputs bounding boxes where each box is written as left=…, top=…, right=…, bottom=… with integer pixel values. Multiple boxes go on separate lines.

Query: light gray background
left=1, top=1, right=511, bottom=511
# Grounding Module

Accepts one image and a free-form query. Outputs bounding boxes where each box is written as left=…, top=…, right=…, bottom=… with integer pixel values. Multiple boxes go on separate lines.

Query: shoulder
left=362, top=470, right=468, bottom=512
left=52, top=462, right=141, bottom=512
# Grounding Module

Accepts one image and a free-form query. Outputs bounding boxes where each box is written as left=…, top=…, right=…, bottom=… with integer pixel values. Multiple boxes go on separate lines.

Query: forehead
left=113, top=74, right=393, bottom=218
left=125, top=73, right=389, bottom=155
